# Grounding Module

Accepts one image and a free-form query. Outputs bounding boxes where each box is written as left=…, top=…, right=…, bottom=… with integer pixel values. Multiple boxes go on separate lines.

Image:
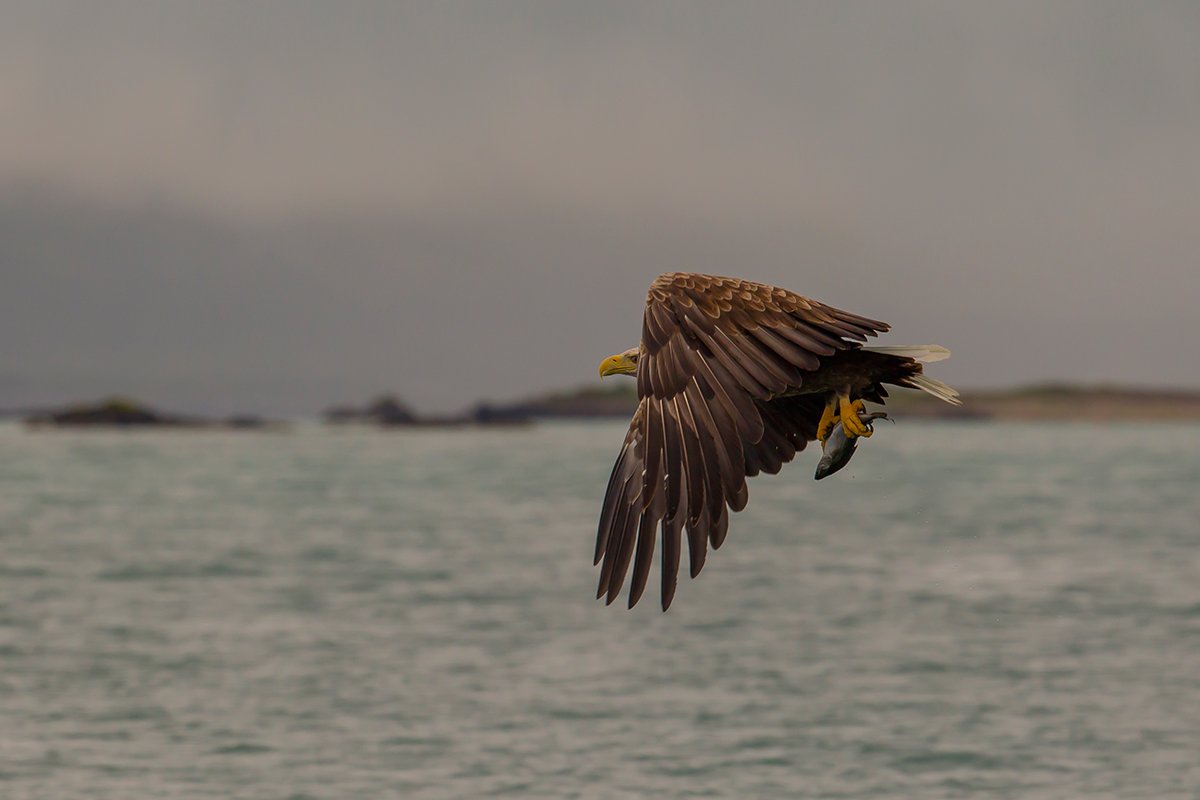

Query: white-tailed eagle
left=596, top=273, right=959, bottom=610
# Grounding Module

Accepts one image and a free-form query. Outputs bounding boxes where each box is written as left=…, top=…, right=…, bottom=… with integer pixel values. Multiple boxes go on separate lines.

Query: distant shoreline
left=6, top=383, right=1200, bottom=428
left=878, top=384, right=1200, bottom=422
left=482, top=383, right=1200, bottom=423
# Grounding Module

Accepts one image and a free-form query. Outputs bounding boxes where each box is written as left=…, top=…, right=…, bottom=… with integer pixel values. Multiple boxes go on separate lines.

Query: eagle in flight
left=595, top=273, right=959, bottom=611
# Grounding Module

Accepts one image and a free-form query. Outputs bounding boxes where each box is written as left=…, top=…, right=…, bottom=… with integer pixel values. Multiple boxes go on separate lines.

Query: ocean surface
left=1, top=419, right=1199, bottom=799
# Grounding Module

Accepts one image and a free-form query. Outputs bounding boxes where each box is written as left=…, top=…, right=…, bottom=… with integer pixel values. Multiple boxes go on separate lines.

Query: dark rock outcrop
left=24, top=398, right=288, bottom=430
left=27, top=397, right=194, bottom=427
left=472, top=385, right=638, bottom=421
left=322, top=394, right=417, bottom=426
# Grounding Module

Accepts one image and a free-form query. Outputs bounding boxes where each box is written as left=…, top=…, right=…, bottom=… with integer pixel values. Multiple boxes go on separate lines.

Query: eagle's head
left=598, top=348, right=639, bottom=378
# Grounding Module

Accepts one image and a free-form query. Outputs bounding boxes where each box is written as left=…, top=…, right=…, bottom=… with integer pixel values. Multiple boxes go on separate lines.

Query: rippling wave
left=1, top=421, right=1198, bottom=797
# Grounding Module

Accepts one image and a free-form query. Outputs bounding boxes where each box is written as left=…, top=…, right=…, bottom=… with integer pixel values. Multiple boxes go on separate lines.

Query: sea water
left=1, top=420, right=1199, bottom=798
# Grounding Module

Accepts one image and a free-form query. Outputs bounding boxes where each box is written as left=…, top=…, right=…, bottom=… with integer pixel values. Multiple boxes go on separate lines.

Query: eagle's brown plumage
left=596, top=272, right=951, bottom=611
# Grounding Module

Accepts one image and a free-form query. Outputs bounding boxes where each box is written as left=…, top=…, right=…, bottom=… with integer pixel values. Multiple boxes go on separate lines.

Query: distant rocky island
left=322, top=394, right=419, bottom=426
left=22, top=398, right=287, bottom=430
left=469, top=385, right=640, bottom=420
left=322, top=394, right=532, bottom=428
left=876, top=384, right=1200, bottom=422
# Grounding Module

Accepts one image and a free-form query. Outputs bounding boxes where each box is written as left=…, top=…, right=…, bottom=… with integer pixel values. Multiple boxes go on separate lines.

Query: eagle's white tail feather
left=906, top=374, right=961, bottom=405
left=864, top=344, right=951, bottom=363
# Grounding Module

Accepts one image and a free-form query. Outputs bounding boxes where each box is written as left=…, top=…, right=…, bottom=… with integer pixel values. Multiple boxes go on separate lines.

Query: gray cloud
left=2, top=2, right=1198, bottom=412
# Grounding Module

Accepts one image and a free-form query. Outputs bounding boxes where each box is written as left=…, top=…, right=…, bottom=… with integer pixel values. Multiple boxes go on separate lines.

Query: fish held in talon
left=814, top=410, right=890, bottom=481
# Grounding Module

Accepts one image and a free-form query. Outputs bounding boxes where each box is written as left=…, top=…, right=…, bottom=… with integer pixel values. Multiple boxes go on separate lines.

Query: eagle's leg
left=816, top=393, right=840, bottom=444
left=838, top=394, right=872, bottom=439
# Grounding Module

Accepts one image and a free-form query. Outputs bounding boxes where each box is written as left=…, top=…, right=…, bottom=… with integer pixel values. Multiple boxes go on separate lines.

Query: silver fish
left=814, top=410, right=890, bottom=481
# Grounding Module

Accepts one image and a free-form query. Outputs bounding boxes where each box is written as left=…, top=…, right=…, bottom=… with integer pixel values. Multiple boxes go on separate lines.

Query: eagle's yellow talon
left=816, top=395, right=840, bottom=443
left=838, top=396, right=871, bottom=439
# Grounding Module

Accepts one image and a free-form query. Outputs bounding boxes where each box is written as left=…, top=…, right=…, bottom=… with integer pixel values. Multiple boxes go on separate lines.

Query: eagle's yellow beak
left=599, top=352, right=637, bottom=378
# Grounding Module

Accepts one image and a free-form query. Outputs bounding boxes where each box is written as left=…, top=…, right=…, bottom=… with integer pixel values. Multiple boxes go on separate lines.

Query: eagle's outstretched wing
left=594, top=273, right=889, bottom=610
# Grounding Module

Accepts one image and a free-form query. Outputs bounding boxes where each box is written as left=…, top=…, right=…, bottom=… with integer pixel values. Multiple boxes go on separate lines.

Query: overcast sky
left=2, top=2, right=1198, bottom=414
